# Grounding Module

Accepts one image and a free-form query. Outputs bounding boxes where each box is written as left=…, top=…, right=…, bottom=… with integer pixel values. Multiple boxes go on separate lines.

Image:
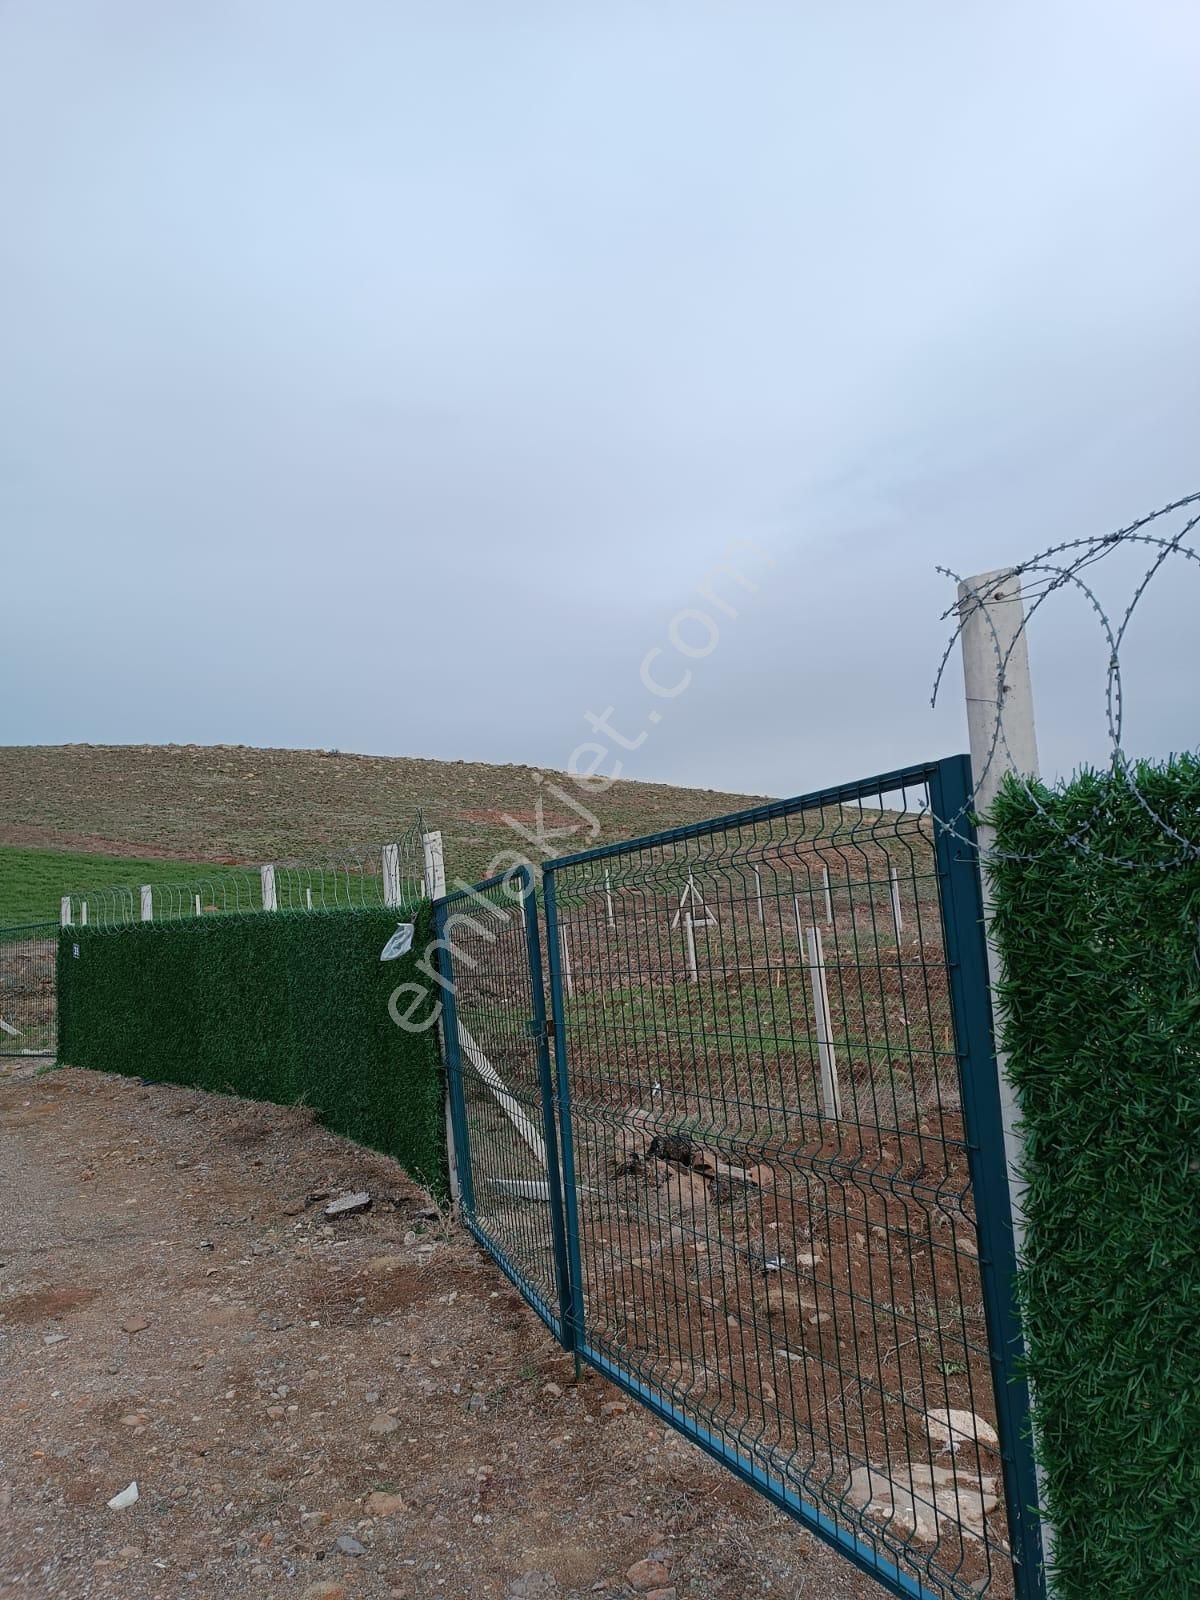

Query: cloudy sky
left=2, top=1, right=1197, bottom=798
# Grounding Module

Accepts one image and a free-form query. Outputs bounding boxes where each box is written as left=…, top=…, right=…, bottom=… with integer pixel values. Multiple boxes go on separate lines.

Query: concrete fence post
left=140, top=885, right=153, bottom=923
left=261, top=864, right=278, bottom=913
left=422, top=831, right=446, bottom=902
left=958, top=565, right=1050, bottom=1587
left=61, top=896, right=72, bottom=929
left=382, top=843, right=402, bottom=909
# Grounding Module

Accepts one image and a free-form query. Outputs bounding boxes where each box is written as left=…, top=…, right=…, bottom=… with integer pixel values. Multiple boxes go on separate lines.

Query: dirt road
left=0, top=1065, right=883, bottom=1600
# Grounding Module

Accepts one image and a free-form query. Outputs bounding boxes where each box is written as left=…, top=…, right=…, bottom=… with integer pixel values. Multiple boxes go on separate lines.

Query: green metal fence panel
left=437, top=866, right=572, bottom=1344
left=436, top=758, right=1043, bottom=1600
left=541, top=757, right=1042, bottom=1600
left=0, top=921, right=57, bottom=1058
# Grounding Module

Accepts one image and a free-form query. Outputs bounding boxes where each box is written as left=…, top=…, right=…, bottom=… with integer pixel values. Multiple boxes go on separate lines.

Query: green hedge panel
left=57, top=905, right=447, bottom=1197
left=990, top=756, right=1200, bottom=1598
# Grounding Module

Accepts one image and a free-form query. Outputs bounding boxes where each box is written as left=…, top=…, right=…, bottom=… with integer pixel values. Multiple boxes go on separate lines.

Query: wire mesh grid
left=439, top=871, right=569, bottom=1341
left=0, top=923, right=58, bottom=1058
left=545, top=773, right=1012, bottom=1599
left=63, top=818, right=427, bottom=930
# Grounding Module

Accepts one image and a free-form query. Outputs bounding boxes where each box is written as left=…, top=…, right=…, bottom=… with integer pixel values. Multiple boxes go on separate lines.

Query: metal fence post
left=930, top=754, right=1046, bottom=1600
left=520, top=868, right=575, bottom=1351
left=542, top=868, right=586, bottom=1362
left=434, top=897, right=474, bottom=1218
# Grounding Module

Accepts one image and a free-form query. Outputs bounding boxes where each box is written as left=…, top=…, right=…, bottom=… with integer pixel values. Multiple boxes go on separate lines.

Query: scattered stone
left=368, top=1413, right=399, bottom=1435
left=466, top=1393, right=487, bottom=1412
left=303, top=1583, right=346, bottom=1599
left=925, top=1407, right=1000, bottom=1454
left=541, top=1382, right=563, bottom=1398
left=365, top=1491, right=406, bottom=1517
left=121, top=1316, right=151, bottom=1334
left=43, top=1332, right=68, bottom=1346
left=600, top=1402, right=628, bottom=1417
left=508, top=1574, right=558, bottom=1599
left=281, top=1198, right=307, bottom=1216
left=265, top=1405, right=286, bottom=1421
left=334, top=1534, right=367, bottom=1556
left=846, top=1462, right=998, bottom=1542
left=626, top=1558, right=671, bottom=1591
left=106, top=1482, right=139, bottom=1511
left=645, top=1590, right=677, bottom=1600
left=324, top=1192, right=371, bottom=1219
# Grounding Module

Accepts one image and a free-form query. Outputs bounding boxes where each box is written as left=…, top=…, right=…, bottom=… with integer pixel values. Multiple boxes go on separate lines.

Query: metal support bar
left=930, top=755, right=1046, bottom=1600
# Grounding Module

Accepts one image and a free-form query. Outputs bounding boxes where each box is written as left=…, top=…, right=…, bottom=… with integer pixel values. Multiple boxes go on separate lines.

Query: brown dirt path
left=0, top=1066, right=883, bottom=1600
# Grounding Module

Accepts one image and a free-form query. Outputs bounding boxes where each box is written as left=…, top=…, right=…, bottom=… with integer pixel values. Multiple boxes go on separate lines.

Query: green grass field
left=0, top=846, right=230, bottom=927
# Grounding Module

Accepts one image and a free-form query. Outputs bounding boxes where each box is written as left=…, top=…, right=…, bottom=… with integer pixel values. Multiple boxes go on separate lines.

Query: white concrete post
left=382, top=843, right=402, bottom=909
left=959, top=566, right=1051, bottom=1582
left=958, top=569, right=1039, bottom=1241
left=305, top=887, right=313, bottom=912
left=422, top=831, right=446, bottom=901
left=194, top=894, right=202, bottom=917
left=752, top=865, right=765, bottom=928
left=261, top=864, right=277, bottom=912
left=604, top=869, right=615, bottom=928
left=822, top=866, right=833, bottom=924
left=561, top=927, right=576, bottom=998
left=81, top=901, right=88, bottom=926
left=805, top=924, right=841, bottom=1119
left=60, top=896, right=72, bottom=929
left=140, top=885, right=153, bottom=923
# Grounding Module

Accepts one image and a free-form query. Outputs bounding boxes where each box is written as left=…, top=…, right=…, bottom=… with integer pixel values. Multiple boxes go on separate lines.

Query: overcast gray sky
left=2, top=1, right=1197, bottom=797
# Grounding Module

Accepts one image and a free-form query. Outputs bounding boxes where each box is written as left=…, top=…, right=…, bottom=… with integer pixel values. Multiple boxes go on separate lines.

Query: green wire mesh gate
left=437, top=757, right=1043, bottom=1600
left=0, top=922, right=58, bottom=1059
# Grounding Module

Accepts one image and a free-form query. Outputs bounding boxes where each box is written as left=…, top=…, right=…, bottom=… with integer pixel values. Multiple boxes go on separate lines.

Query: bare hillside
left=0, top=745, right=770, bottom=886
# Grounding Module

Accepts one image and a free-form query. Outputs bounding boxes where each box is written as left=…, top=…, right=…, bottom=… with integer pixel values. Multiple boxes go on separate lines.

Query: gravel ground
left=0, top=1065, right=886, bottom=1600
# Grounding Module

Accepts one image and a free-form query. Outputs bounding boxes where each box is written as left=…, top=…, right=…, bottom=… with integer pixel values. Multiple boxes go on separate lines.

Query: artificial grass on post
left=989, top=756, right=1200, bottom=1599
left=57, top=903, right=447, bottom=1197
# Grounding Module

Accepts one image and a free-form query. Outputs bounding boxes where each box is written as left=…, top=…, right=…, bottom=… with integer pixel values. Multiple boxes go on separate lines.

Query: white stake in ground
left=260, top=864, right=277, bottom=912
left=457, top=1022, right=547, bottom=1168
left=683, top=910, right=698, bottom=984
left=194, top=894, right=202, bottom=917
left=561, top=926, right=576, bottom=997
left=604, top=869, right=615, bottom=928
left=889, top=864, right=903, bottom=941
left=60, top=896, right=71, bottom=929
left=805, top=924, right=841, bottom=1120
left=822, top=866, right=833, bottom=924
left=140, top=885, right=153, bottom=923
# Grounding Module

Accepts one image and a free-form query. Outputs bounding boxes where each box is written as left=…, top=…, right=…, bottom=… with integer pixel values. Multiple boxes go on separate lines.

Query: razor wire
left=931, top=490, right=1200, bottom=870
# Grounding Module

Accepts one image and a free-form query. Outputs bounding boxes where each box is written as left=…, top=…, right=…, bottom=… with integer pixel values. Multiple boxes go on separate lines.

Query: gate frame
left=435, top=866, right=574, bottom=1347
left=537, top=755, right=1045, bottom=1600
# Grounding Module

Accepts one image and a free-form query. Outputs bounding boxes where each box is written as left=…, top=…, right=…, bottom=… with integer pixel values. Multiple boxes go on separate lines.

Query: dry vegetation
left=0, top=745, right=770, bottom=889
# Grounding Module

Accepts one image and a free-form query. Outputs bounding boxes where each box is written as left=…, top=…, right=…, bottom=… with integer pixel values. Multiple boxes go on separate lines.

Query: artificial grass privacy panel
left=989, top=756, right=1200, bottom=1599
left=57, top=905, right=447, bottom=1197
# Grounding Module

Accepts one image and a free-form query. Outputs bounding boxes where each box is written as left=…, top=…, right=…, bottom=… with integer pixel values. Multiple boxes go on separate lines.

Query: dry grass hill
left=0, top=744, right=770, bottom=894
